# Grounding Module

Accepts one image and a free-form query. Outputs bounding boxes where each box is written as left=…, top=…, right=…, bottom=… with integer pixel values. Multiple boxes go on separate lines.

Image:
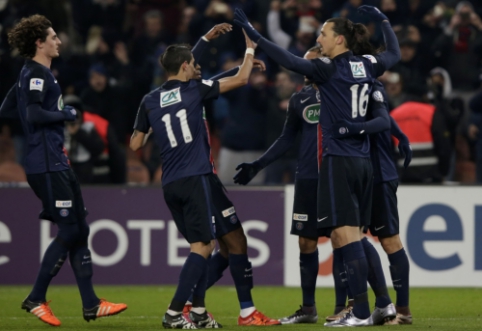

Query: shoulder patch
left=318, top=57, right=331, bottom=64
left=362, top=54, right=377, bottom=63
left=29, top=78, right=44, bottom=91
left=349, top=62, right=366, bottom=78
left=160, top=87, right=181, bottom=107
left=372, top=90, right=384, bottom=102
left=202, top=79, right=213, bottom=86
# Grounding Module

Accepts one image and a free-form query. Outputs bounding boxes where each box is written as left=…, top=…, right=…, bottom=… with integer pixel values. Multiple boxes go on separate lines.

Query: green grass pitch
left=0, top=286, right=481, bottom=330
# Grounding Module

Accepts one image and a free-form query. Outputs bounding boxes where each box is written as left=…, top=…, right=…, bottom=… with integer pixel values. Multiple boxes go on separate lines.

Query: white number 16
left=350, top=84, right=369, bottom=118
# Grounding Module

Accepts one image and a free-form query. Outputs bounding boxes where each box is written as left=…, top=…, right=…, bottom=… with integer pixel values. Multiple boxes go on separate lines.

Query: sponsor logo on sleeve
left=362, top=54, right=377, bottom=63
left=222, top=206, right=236, bottom=217
left=56, top=200, right=72, bottom=208
left=160, top=87, right=181, bottom=107
left=349, top=62, right=366, bottom=78
left=202, top=79, right=214, bottom=86
left=293, top=213, right=308, bottom=221
left=29, top=78, right=44, bottom=91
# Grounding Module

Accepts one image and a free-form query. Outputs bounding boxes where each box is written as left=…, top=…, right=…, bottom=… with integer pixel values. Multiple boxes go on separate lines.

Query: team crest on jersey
left=372, top=90, right=384, bottom=102
left=350, top=62, right=366, bottom=78
left=302, top=104, right=320, bottom=124
left=58, top=95, right=64, bottom=110
left=160, top=87, right=181, bottom=107
left=30, top=78, right=44, bottom=91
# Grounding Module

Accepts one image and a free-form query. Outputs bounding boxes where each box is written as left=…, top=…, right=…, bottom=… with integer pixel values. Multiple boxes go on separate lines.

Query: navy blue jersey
left=311, top=52, right=384, bottom=158
left=134, top=79, right=220, bottom=186
left=369, top=82, right=398, bottom=184
left=257, top=85, right=320, bottom=180
left=16, top=60, right=70, bottom=174
left=285, top=86, right=320, bottom=179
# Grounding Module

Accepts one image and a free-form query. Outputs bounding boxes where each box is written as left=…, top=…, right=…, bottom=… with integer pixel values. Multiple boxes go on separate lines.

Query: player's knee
left=298, top=236, right=318, bottom=254
left=49, top=254, right=68, bottom=276
left=221, top=228, right=247, bottom=254
left=380, top=235, right=403, bottom=254
left=77, top=221, right=90, bottom=244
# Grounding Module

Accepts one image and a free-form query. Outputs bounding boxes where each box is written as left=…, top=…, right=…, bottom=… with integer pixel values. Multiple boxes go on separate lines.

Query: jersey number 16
left=350, top=83, right=369, bottom=118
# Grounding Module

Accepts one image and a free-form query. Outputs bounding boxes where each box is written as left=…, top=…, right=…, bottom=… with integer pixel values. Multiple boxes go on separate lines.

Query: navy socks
left=361, top=237, right=391, bottom=308
left=170, top=253, right=208, bottom=312
left=229, top=254, right=254, bottom=309
left=341, top=241, right=370, bottom=319
left=388, top=248, right=410, bottom=307
left=300, top=250, right=318, bottom=307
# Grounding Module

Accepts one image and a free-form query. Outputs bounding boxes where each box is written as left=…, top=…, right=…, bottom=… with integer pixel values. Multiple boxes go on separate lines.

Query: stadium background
left=1, top=1, right=482, bottom=330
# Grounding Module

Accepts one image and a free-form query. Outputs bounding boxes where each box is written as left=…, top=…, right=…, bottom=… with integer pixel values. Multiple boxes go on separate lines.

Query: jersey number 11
left=162, top=109, right=193, bottom=148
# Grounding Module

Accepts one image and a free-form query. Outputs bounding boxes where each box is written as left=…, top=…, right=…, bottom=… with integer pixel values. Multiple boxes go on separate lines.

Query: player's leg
left=380, top=234, right=411, bottom=324
left=320, top=157, right=372, bottom=327
left=326, top=239, right=354, bottom=322
left=22, top=172, right=78, bottom=326
left=370, top=180, right=409, bottom=324
left=163, top=176, right=220, bottom=329
left=208, top=174, right=279, bottom=325
left=279, top=179, right=319, bottom=324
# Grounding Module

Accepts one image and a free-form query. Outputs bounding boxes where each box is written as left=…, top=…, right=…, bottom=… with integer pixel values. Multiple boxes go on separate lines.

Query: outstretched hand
left=357, top=5, right=388, bottom=22
left=233, top=162, right=261, bottom=185
left=204, top=23, right=233, bottom=41
left=233, top=8, right=262, bottom=42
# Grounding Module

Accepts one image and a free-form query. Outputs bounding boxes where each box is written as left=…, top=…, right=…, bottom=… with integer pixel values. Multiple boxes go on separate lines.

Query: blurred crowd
left=1, top=0, right=482, bottom=185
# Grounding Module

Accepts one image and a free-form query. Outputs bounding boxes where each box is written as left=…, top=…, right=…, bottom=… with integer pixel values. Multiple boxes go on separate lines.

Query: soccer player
left=0, top=15, right=127, bottom=327
left=332, top=81, right=413, bottom=325
left=233, top=5, right=400, bottom=327
left=183, top=28, right=279, bottom=327
left=233, top=46, right=323, bottom=324
left=130, top=31, right=275, bottom=328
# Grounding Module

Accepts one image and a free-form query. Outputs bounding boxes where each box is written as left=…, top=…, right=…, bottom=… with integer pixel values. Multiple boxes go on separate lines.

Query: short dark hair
left=8, top=15, right=52, bottom=58
left=159, top=44, right=193, bottom=76
left=325, top=18, right=378, bottom=55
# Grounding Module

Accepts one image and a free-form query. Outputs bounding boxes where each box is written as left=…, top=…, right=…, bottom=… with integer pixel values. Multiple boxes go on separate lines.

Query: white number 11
left=161, top=109, right=193, bottom=148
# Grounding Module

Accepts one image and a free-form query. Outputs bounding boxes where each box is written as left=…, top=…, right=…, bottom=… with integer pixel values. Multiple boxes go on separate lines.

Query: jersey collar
left=332, top=50, right=353, bottom=61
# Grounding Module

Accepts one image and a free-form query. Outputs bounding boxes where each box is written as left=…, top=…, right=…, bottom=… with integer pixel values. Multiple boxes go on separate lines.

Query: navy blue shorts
left=27, top=169, right=87, bottom=224
left=291, top=179, right=331, bottom=238
left=163, top=174, right=216, bottom=244
left=369, top=180, right=400, bottom=238
left=317, top=156, right=373, bottom=230
left=209, top=174, right=242, bottom=238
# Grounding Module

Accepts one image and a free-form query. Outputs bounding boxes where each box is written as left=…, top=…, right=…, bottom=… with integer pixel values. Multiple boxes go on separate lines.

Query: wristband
left=201, top=36, right=209, bottom=42
left=245, top=48, right=255, bottom=56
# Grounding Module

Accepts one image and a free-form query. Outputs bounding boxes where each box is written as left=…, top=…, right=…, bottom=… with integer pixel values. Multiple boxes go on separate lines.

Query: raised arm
left=192, top=23, right=232, bottom=62
left=217, top=30, right=254, bottom=94
left=266, top=2, right=292, bottom=49
left=357, top=6, right=400, bottom=74
left=233, top=8, right=313, bottom=77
